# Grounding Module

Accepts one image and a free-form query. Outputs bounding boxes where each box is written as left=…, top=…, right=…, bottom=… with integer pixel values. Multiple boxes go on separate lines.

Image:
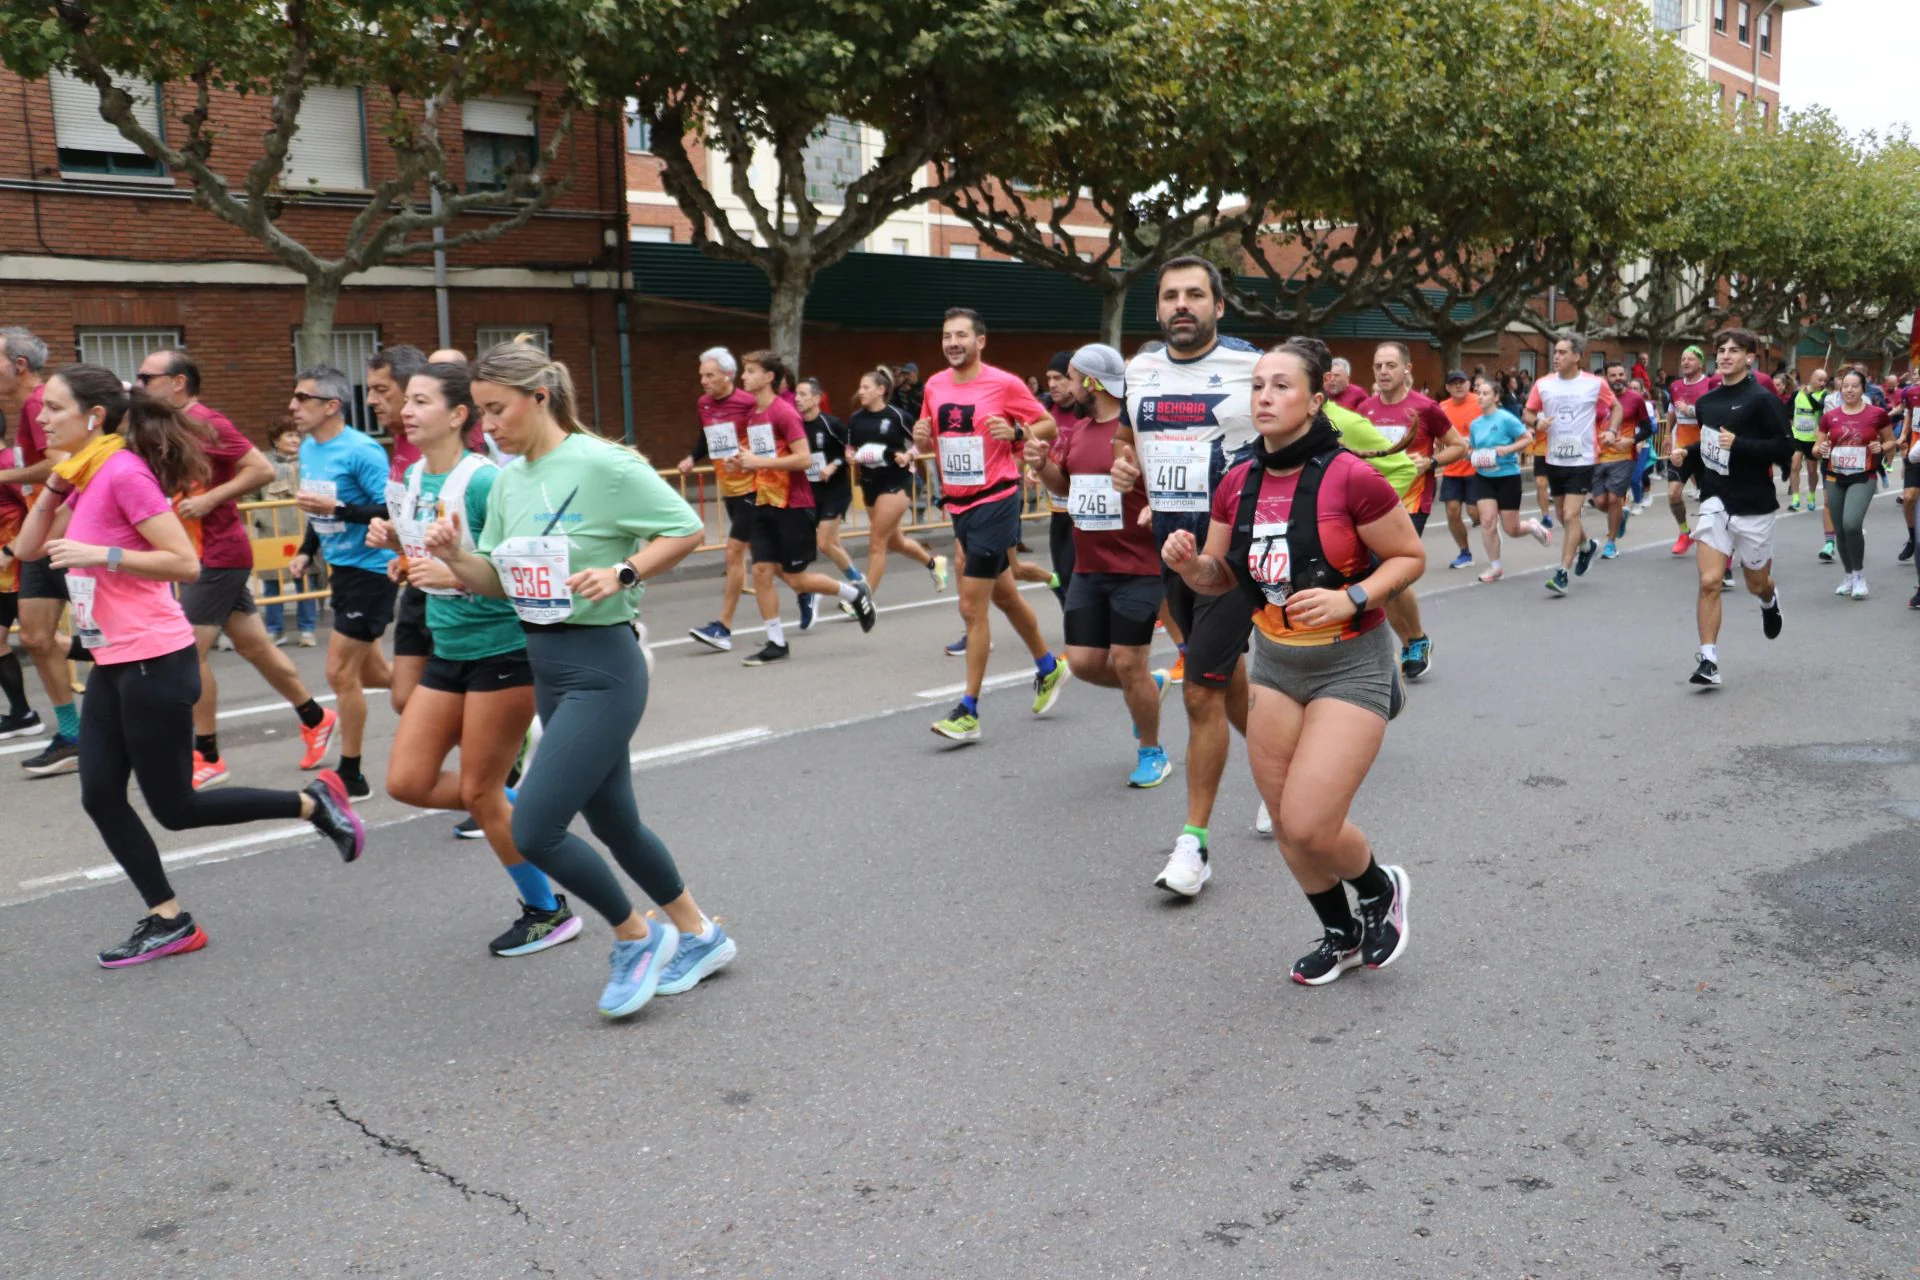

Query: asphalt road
left=2, top=492, right=1916, bottom=1279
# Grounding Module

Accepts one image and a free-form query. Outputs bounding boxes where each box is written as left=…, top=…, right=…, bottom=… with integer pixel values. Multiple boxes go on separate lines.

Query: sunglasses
left=133, top=372, right=171, bottom=384
left=289, top=391, right=339, bottom=405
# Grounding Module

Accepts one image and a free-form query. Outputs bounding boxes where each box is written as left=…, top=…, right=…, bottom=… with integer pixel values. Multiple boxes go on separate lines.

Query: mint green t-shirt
left=478, top=434, right=704, bottom=628
left=407, top=460, right=525, bottom=661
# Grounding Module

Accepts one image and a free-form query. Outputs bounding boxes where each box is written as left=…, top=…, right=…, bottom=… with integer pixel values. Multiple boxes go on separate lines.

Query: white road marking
left=628, top=726, right=772, bottom=767
left=0, top=692, right=339, bottom=758
left=914, top=670, right=1033, bottom=700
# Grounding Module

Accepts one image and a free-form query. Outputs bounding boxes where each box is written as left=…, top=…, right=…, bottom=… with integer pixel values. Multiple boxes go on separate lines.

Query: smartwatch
left=616, top=560, right=639, bottom=589
left=106, top=545, right=125, bottom=573
left=1344, top=584, right=1369, bottom=614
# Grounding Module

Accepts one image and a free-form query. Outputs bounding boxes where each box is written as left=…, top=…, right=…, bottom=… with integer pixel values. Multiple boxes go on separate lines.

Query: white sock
left=766, top=617, right=786, bottom=646
left=835, top=582, right=860, bottom=603
left=694, top=915, right=717, bottom=942
left=1701, top=643, right=1718, bottom=662
left=1489, top=560, right=1502, bottom=571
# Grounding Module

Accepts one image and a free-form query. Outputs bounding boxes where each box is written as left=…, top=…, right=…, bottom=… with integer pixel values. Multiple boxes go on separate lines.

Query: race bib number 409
left=938, top=434, right=986, bottom=487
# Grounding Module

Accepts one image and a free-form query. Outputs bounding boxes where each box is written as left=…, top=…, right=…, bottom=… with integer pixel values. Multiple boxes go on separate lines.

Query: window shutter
left=463, top=98, right=536, bottom=138
left=284, top=85, right=366, bottom=190
left=50, top=69, right=160, bottom=154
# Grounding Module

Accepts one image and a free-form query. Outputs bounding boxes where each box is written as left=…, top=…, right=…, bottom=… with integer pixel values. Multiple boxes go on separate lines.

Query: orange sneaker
left=299, top=707, right=337, bottom=771
left=1167, top=653, right=1186, bottom=685
left=191, top=751, right=230, bottom=791
left=1670, top=532, right=1693, bottom=556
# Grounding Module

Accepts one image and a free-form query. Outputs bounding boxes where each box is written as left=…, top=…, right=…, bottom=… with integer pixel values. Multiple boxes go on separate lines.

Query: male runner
left=285, top=367, right=395, bottom=800
left=1110, top=256, right=1261, bottom=893
left=134, top=349, right=336, bottom=788
left=1597, top=360, right=1646, bottom=559
left=361, top=346, right=431, bottom=713
left=1663, top=345, right=1715, bottom=555
left=680, top=348, right=759, bottom=652
left=1787, top=368, right=1826, bottom=514
left=1525, top=334, right=1621, bottom=596
left=1897, top=377, right=1920, bottom=569
left=915, top=308, right=1063, bottom=743
left=1357, top=342, right=1466, bottom=676
left=1436, top=370, right=1480, bottom=569
left=1324, top=357, right=1369, bottom=412
left=1669, top=330, right=1793, bottom=686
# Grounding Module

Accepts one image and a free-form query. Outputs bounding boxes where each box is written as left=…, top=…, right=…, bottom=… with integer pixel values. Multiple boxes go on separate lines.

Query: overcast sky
left=1776, top=0, right=1914, bottom=136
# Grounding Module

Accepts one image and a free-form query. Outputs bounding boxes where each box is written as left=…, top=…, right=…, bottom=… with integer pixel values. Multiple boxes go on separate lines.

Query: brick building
left=1649, top=0, right=1817, bottom=121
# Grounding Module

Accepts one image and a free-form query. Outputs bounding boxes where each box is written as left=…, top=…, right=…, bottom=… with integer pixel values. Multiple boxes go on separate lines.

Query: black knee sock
left=194, top=733, right=219, bottom=764
left=1307, top=886, right=1358, bottom=939
left=0, top=651, right=27, bottom=716
left=1345, top=858, right=1393, bottom=903
left=339, top=754, right=362, bottom=780
left=294, top=698, right=324, bottom=729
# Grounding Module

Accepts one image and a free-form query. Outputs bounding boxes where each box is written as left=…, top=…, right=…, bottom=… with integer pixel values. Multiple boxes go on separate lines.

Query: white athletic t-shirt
left=1123, top=336, right=1261, bottom=454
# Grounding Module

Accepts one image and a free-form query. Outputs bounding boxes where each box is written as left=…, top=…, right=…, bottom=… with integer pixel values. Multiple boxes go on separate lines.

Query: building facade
left=1649, top=0, right=1819, bottom=120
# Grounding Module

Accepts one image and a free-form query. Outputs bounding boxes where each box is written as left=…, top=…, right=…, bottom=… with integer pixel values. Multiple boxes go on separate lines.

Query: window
left=1652, top=0, right=1683, bottom=31
left=890, top=237, right=910, bottom=255
left=1736, top=90, right=1749, bottom=112
left=50, top=69, right=165, bottom=177
left=1590, top=352, right=1607, bottom=373
left=475, top=325, right=549, bottom=355
left=1758, top=99, right=1769, bottom=126
left=1518, top=350, right=1538, bottom=377
left=76, top=328, right=181, bottom=383
left=948, top=243, right=980, bottom=260
left=292, top=326, right=380, bottom=434
left=283, top=85, right=366, bottom=190
left=623, top=97, right=651, bottom=154
left=1737, top=2, right=1750, bottom=44
left=629, top=225, right=672, bottom=244
left=1760, top=10, right=1773, bottom=53
left=463, top=97, right=537, bottom=192
left=802, top=116, right=860, bottom=206
left=1712, top=0, right=1726, bottom=33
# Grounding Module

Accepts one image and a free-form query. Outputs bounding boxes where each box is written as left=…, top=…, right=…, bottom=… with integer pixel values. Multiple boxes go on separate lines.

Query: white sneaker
left=1525, top=518, right=1551, bottom=546
left=1154, top=833, right=1211, bottom=897
left=1254, top=801, right=1273, bottom=835
left=1836, top=574, right=1855, bottom=596
left=1851, top=579, right=1869, bottom=600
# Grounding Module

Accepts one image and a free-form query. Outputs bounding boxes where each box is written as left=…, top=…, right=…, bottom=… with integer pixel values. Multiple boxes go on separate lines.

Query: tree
left=0, top=0, right=610, bottom=365
left=618, top=0, right=1132, bottom=368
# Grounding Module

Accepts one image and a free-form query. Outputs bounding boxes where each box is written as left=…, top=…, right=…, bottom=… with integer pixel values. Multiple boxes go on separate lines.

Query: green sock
left=1182, top=824, right=1208, bottom=846
left=55, top=702, right=79, bottom=740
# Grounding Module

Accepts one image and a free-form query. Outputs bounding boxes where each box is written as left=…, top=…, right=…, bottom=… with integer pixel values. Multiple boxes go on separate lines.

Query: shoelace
left=1310, top=931, right=1358, bottom=962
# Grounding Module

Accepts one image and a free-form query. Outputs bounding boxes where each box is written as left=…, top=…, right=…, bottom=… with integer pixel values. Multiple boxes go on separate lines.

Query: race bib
left=66, top=574, right=106, bottom=650
left=1675, top=400, right=1698, bottom=425
left=1700, top=430, right=1731, bottom=476
left=1068, top=473, right=1122, bottom=532
left=703, top=422, right=741, bottom=461
left=1141, top=436, right=1210, bottom=513
left=491, top=535, right=573, bottom=624
left=1792, top=413, right=1817, bottom=437
left=302, top=480, right=342, bottom=535
left=938, top=434, right=986, bottom=487
left=1831, top=445, right=1868, bottom=475
left=1377, top=425, right=1409, bottom=448
left=1549, top=438, right=1584, bottom=462
left=1470, top=448, right=1499, bottom=472
left=805, top=452, right=827, bottom=483
left=746, top=423, right=778, bottom=458
left=384, top=480, right=409, bottom=524
left=1247, top=520, right=1291, bottom=606
left=854, top=443, right=889, bottom=468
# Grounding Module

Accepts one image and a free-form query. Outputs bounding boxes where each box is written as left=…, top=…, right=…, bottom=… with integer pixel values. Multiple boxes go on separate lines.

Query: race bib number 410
left=1141, top=436, right=1210, bottom=512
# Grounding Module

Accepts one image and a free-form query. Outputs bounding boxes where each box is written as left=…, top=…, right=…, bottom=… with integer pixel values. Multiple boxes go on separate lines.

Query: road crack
left=320, top=1094, right=532, bottom=1223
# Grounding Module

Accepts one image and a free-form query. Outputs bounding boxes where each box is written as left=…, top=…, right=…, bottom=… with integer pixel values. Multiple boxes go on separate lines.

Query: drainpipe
left=430, top=186, right=451, bottom=350
left=610, top=111, right=635, bottom=446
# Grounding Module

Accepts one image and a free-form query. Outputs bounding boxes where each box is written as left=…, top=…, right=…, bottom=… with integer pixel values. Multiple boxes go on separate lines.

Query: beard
left=1161, top=310, right=1218, bottom=354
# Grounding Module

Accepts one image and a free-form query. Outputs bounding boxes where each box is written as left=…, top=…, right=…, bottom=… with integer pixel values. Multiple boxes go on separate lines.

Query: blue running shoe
left=1401, top=636, right=1432, bottom=680
left=1448, top=549, right=1473, bottom=570
left=688, top=621, right=732, bottom=652
left=1128, top=745, right=1172, bottom=789
left=597, top=918, right=678, bottom=1019
left=1601, top=540, right=1618, bottom=559
left=944, top=632, right=968, bottom=657
left=797, top=593, right=817, bottom=632
left=657, top=923, right=737, bottom=996
left=1541, top=512, right=1554, bottom=531
left=1546, top=568, right=1570, bottom=596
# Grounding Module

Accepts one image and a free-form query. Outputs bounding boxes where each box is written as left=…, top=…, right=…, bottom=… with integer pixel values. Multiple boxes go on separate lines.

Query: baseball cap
left=1445, top=369, right=1469, bottom=384
left=1070, top=343, right=1127, bottom=397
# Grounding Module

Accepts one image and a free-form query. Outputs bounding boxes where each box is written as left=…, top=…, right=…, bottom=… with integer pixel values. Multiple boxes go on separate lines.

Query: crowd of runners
left=1, top=257, right=1914, bottom=1009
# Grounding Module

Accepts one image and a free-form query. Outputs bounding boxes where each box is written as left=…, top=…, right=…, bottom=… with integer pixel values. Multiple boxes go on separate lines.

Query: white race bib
left=938, top=434, right=986, bottom=487
left=1549, top=436, right=1585, bottom=463
left=302, top=480, right=342, bottom=535
left=384, top=480, right=408, bottom=524
left=703, top=422, right=741, bottom=461
left=805, top=451, right=828, bottom=483
left=1377, top=425, right=1409, bottom=448
left=491, top=536, right=573, bottom=624
left=1831, top=444, right=1868, bottom=475
left=1140, top=436, right=1210, bottom=513
left=1247, top=520, right=1291, bottom=606
left=855, top=443, right=889, bottom=468
left=1068, top=473, right=1122, bottom=532
left=746, top=423, right=778, bottom=458
left=1675, top=400, right=1698, bottom=425
left=1700, top=430, right=1732, bottom=476
left=67, top=574, right=106, bottom=650
left=1470, top=448, right=1499, bottom=472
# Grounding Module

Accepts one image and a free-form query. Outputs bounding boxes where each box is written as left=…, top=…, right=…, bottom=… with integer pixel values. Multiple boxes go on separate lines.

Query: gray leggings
left=1830, top=479, right=1874, bottom=573
left=513, top=624, right=685, bottom=925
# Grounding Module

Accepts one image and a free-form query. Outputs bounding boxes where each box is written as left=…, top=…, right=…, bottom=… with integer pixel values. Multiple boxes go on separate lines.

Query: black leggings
left=0, top=591, right=26, bottom=716
left=1048, top=511, right=1075, bottom=606
left=80, top=644, right=302, bottom=908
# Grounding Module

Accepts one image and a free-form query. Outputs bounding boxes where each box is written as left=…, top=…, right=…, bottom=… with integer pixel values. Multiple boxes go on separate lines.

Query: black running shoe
left=742, top=641, right=790, bottom=666
left=1574, top=538, right=1599, bottom=576
left=99, top=912, right=208, bottom=968
left=452, top=814, right=485, bottom=840
left=489, top=896, right=584, bottom=957
left=1909, top=588, right=1920, bottom=610
left=1761, top=596, right=1783, bottom=640
left=339, top=771, right=372, bottom=803
left=21, top=734, right=79, bottom=777
left=1357, top=866, right=1411, bottom=969
left=851, top=582, right=877, bottom=633
left=304, top=770, right=366, bottom=862
left=1291, top=930, right=1363, bottom=986
left=0, top=708, right=44, bottom=740
left=1689, top=653, right=1721, bottom=686
left=1901, top=540, right=1915, bottom=563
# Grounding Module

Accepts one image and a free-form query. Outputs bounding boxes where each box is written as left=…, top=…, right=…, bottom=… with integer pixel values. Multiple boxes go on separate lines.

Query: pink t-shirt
left=62, top=450, right=196, bottom=664
left=184, top=402, right=257, bottom=569
left=388, top=431, right=421, bottom=482
left=921, top=363, right=1049, bottom=514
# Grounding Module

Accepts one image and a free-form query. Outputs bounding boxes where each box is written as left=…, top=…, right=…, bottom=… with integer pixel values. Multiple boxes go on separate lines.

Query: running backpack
left=1224, top=449, right=1366, bottom=612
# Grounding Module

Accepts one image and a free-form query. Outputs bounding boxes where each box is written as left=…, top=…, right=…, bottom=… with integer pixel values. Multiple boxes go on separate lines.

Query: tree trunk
left=766, top=261, right=811, bottom=372
left=1438, top=331, right=1465, bottom=381
left=296, top=275, right=342, bottom=372
left=1100, top=282, right=1128, bottom=350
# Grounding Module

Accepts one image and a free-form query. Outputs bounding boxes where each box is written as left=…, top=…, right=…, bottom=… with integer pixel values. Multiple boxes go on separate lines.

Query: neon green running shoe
left=931, top=703, right=981, bottom=743
left=1031, top=658, right=1069, bottom=716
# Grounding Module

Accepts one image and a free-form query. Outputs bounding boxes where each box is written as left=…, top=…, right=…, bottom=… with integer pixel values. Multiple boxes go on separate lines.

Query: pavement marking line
left=650, top=580, right=1051, bottom=650
left=19, top=816, right=419, bottom=895
left=0, top=692, right=341, bottom=758
left=914, top=670, right=1033, bottom=700
left=628, top=726, right=772, bottom=767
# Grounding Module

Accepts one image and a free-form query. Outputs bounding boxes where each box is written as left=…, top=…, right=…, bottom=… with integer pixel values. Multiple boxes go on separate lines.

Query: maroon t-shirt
left=16, top=384, right=47, bottom=469
left=1330, top=385, right=1369, bottom=413
left=1049, top=416, right=1156, bottom=576
left=184, top=402, right=258, bottom=569
left=1356, top=390, right=1452, bottom=514
left=1819, top=403, right=1891, bottom=482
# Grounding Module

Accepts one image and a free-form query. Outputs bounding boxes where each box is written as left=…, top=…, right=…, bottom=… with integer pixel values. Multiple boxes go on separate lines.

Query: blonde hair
left=473, top=335, right=588, bottom=436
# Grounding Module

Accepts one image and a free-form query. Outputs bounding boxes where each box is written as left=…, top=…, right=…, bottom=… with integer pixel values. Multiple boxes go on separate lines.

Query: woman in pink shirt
left=15, top=364, right=363, bottom=968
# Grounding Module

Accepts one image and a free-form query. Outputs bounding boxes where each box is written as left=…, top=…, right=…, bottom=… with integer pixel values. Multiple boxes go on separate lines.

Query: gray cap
left=1070, top=343, right=1127, bottom=398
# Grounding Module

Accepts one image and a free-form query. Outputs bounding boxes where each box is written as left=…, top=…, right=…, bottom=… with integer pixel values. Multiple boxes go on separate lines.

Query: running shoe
left=1541, top=513, right=1554, bottom=531
left=1836, top=575, right=1855, bottom=596
left=1689, top=653, right=1721, bottom=686
left=453, top=815, right=484, bottom=840
left=843, top=564, right=866, bottom=585
left=21, top=734, right=79, bottom=777
left=299, top=707, right=338, bottom=770
left=489, top=897, right=583, bottom=958
left=1291, top=929, right=1363, bottom=986
left=1901, top=540, right=1915, bottom=563
left=1167, top=653, right=1186, bottom=684
left=191, top=752, right=230, bottom=791
left=931, top=703, right=981, bottom=743
left=269, top=631, right=289, bottom=647
left=930, top=555, right=950, bottom=593
left=944, top=632, right=968, bottom=657
left=1909, top=587, right=1920, bottom=610
left=305, top=770, right=366, bottom=862
left=1601, top=540, right=1618, bottom=560
left=1721, top=569, right=1734, bottom=591
left=98, top=912, right=208, bottom=969
left=598, top=918, right=679, bottom=1020
left=1154, top=832, right=1210, bottom=897
left=1031, top=659, right=1069, bottom=715
left=688, top=621, right=733, bottom=652
left=1401, top=636, right=1432, bottom=680
left=850, top=582, right=877, bottom=633
left=1448, top=549, right=1473, bottom=570
left=0, top=709, right=44, bottom=739
left=1787, top=496, right=1801, bottom=512
left=1525, top=519, right=1551, bottom=545
left=340, top=771, right=372, bottom=803
left=1574, top=538, right=1599, bottom=576
left=1357, top=866, right=1410, bottom=969
left=1545, top=569, right=1569, bottom=596
left=1670, top=532, right=1692, bottom=556
left=1850, top=581, right=1869, bottom=602
left=1254, top=801, right=1273, bottom=835
left=742, top=641, right=790, bottom=666
left=1818, top=540, right=1835, bottom=563
left=797, top=593, right=817, bottom=632
left=657, top=922, right=737, bottom=995
left=298, top=631, right=317, bottom=647
left=1617, top=513, right=1631, bottom=539
left=1128, top=746, right=1172, bottom=789
left=1477, top=567, right=1504, bottom=583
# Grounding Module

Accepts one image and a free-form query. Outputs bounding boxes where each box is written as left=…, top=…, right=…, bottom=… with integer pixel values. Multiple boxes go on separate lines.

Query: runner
left=367, top=362, right=576, bottom=955
left=1465, top=374, right=1551, bottom=582
left=14, top=363, right=361, bottom=967
left=285, top=367, right=396, bottom=800
left=0, top=327, right=80, bottom=775
left=1436, top=370, right=1480, bottom=570
left=680, top=348, right=758, bottom=652
left=1109, top=256, right=1261, bottom=889
left=847, top=369, right=945, bottom=595
left=1664, top=345, right=1715, bottom=555
left=914, top=308, right=1065, bottom=743
left=728, top=351, right=877, bottom=665
left=1160, top=337, right=1423, bottom=984
left=0, top=414, right=41, bottom=737
left=1524, top=334, right=1620, bottom=596
left=1787, top=368, right=1827, bottom=513
left=258, top=422, right=319, bottom=645
left=1813, top=367, right=1894, bottom=601
left=1668, top=330, right=1794, bottom=686
left=132, top=349, right=337, bottom=790
left=1324, top=357, right=1369, bottom=412
left=1027, top=343, right=1170, bottom=789
left=1356, top=341, right=1466, bottom=674
left=1899, top=377, right=1920, bottom=566
left=1042, top=351, right=1088, bottom=609
left=366, top=347, right=432, bottom=712
left=1596, top=360, right=1645, bottom=559
left=794, top=376, right=862, bottom=632
left=426, top=340, right=734, bottom=1018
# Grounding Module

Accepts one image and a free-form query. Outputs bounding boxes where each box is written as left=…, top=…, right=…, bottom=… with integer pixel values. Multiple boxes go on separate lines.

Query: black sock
left=505, top=762, right=522, bottom=789
left=1307, top=886, right=1358, bottom=939
left=340, top=754, right=362, bottom=780
left=194, top=734, right=219, bottom=764
left=0, top=651, right=27, bottom=717
left=294, top=698, right=325, bottom=729
left=1345, top=858, right=1393, bottom=903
